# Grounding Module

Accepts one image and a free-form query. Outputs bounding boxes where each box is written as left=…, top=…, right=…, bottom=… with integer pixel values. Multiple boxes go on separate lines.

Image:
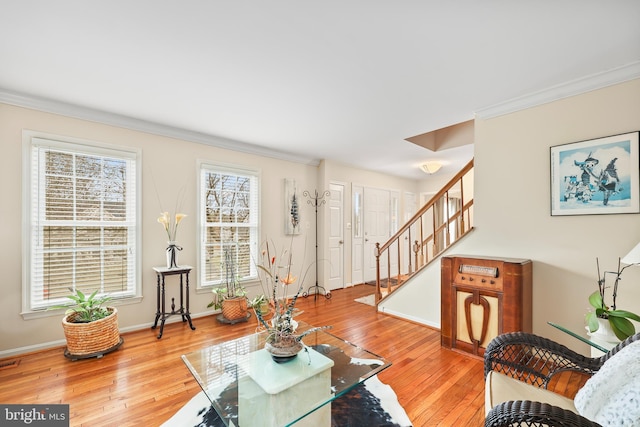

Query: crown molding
left=475, top=60, right=640, bottom=120
left=0, top=88, right=320, bottom=167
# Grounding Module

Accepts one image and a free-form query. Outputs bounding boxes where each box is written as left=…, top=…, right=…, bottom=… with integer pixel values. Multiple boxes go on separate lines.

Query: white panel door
left=328, top=183, right=344, bottom=291
left=364, top=187, right=390, bottom=283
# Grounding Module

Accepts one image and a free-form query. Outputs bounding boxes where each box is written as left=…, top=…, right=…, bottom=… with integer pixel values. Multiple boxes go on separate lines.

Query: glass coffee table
left=182, top=321, right=391, bottom=427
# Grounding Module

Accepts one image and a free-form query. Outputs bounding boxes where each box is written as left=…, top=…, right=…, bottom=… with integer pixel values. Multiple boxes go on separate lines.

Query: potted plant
left=52, top=288, right=123, bottom=360
left=249, top=294, right=270, bottom=316
left=586, top=258, right=640, bottom=341
left=207, top=248, right=249, bottom=322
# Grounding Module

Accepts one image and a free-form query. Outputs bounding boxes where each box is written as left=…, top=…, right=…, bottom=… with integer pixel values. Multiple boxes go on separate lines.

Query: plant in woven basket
left=207, top=248, right=248, bottom=321
left=586, top=258, right=640, bottom=340
left=51, top=288, right=113, bottom=323
left=51, top=288, right=122, bottom=359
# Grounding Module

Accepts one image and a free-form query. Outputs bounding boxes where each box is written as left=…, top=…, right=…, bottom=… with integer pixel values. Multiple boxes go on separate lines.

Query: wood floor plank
left=2, top=284, right=576, bottom=426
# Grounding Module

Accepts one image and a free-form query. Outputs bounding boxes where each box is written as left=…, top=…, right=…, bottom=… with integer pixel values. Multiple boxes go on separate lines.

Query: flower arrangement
left=586, top=258, right=640, bottom=340
left=157, top=211, right=187, bottom=268
left=153, top=183, right=188, bottom=268
left=254, top=237, right=329, bottom=359
left=157, top=211, right=187, bottom=242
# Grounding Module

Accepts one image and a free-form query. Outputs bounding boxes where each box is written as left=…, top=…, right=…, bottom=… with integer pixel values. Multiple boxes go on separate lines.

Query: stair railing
left=374, top=159, right=474, bottom=303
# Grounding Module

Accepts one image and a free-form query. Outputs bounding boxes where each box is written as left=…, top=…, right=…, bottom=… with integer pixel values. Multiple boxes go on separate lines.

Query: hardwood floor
left=0, top=285, right=489, bottom=426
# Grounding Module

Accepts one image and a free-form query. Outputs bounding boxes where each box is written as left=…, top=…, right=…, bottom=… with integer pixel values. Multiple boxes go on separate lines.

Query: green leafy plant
left=586, top=258, right=640, bottom=340
left=586, top=291, right=640, bottom=341
left=249, top=294, right=270, bottom=315
left=51, top=288, right=113, bottom=323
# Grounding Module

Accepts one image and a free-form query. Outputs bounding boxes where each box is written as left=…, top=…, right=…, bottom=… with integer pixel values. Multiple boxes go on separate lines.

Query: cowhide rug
left=162, top=344, right=411, bottom=427
left=162, top=375, right=411, bottom=427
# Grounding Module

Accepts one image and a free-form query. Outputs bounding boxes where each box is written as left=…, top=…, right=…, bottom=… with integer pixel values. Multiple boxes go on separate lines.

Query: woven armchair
left=484, top=331, right=640, bottom=427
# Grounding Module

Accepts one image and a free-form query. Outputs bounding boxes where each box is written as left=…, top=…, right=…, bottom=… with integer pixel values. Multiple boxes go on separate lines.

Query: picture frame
left=284, top=178, right=301, bottom=234
left=550, top=131, right=640, bottom=216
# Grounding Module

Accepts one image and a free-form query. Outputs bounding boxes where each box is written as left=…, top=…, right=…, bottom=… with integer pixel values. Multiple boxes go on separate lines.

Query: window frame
left=197, top=160, right=261, bottom=291
left=21, top=131, right=142, bottom=319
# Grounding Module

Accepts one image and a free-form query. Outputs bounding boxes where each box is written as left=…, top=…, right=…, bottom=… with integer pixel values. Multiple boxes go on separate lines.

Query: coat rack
left=302, top=189, right=332, bottom=300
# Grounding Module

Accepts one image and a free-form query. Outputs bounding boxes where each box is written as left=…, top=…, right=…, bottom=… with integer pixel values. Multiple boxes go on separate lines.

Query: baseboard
left=377, top=306, right=440, bottom=330
left=0, top=310, right=217, bottom=359
left=0, top=339, right=67, bottom=359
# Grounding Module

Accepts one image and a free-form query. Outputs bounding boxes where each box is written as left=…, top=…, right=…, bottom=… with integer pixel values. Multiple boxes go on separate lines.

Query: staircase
left=374, top=159, right=474, bottom=303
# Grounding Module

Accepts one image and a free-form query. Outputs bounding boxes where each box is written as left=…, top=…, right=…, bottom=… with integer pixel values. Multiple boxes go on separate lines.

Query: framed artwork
left=550, top=131, right=639, bottom=216
left=284, top=178, right=301, bottom=234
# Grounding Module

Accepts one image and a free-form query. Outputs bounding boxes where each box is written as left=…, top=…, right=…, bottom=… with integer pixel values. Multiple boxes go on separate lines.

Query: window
left=24, top=134, right=139, bottom=313
left=199, top=162, right=259, bottom=288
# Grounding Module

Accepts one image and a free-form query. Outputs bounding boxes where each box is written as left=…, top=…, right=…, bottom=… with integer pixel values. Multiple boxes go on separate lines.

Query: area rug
left=354, top=294, right=376, bottom=306
left=364, top=277, right=403, bottom=288
left=162, top=375, right=411, bottom=427
left=162, top=344, right=411, bottom=427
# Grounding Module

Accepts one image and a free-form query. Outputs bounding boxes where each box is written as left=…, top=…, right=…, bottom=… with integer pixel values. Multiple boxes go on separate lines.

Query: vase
left=585, top=317, right=621, bottom=357
left=256, top=300, right=270, bottom=315
left=264, top=336, right=304, bottom=363
left=587, top=317, right=621, bottom=345
left=166, top=241, right=181, bottom=269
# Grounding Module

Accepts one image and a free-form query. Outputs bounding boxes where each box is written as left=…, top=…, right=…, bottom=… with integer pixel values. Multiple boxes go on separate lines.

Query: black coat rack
left=302, top=189, right=332, bottom=300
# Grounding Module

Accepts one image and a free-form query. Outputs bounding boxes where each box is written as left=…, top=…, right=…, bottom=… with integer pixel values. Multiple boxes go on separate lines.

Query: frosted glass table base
left=238, top=349, right=332, bottom=426
left=181, top=321, right=391, bottom=427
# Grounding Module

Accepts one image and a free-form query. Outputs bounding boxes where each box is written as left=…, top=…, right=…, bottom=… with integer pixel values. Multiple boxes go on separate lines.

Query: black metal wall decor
left=284, top=178, right=301, bottom=235
left=302, top=189, right=332, bottom=300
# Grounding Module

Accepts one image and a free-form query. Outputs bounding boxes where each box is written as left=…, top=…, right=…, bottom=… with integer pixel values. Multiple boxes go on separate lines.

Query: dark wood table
left=152, top=265, right=196, bottom=338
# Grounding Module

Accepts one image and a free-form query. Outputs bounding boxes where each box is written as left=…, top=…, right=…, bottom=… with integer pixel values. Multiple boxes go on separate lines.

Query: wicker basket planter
left=221, top=297, right=248, bottom=321
left=62, top=306, right=123, bottom=360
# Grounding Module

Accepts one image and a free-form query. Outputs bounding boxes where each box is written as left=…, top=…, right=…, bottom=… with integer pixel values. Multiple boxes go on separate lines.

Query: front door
left=363, top=187, right=390, bottom=283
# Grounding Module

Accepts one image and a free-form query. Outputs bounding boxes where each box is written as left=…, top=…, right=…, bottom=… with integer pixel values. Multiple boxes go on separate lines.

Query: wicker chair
left=484, top=331, right=640, bottom=427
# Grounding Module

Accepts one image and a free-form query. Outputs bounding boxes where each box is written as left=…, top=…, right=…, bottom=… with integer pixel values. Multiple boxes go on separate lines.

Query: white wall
left=381, top=78, right=640, bottom=354
left=0, top=103, right=323, bottom=355
left=0, top=102, right=424, bottom=356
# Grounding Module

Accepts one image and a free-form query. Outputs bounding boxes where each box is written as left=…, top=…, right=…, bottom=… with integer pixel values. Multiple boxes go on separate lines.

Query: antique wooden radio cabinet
left=441, top=255, right=532, bottom=357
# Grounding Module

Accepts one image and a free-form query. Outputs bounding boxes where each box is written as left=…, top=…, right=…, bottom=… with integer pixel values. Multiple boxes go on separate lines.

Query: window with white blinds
left=27, top=136, right=138, bottom=310
left=199, top=163, right=259, bottom=288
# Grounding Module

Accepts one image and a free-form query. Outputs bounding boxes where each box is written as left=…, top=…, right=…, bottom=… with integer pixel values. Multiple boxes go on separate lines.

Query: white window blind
left=28, top=137, right=138, bottom=310
left=199, top=163, right=259, bottom=288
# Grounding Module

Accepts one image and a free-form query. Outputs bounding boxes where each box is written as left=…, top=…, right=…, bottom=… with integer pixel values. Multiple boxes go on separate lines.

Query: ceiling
left=1, top=1, right=639, bottom=180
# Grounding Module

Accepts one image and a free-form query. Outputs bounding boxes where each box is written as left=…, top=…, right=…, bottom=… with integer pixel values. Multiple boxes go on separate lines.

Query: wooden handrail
left=374, top=159, right=474, bottom=303
left=377, top=159, right=474, bottom=254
